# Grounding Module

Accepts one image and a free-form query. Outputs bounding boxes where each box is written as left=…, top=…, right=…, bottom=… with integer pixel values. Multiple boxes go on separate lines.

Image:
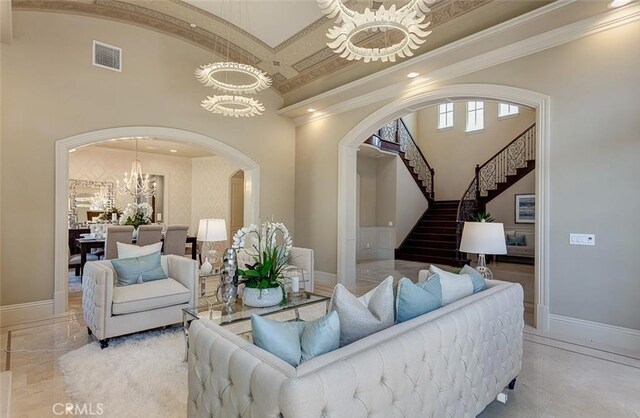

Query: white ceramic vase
left=242, top=287, right=283, bottom=308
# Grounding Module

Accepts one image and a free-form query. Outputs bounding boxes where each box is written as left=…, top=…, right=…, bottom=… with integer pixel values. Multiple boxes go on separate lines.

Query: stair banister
left=368, top=118, right=436, bottom=201
left=456, top=122, right=536, bottom=225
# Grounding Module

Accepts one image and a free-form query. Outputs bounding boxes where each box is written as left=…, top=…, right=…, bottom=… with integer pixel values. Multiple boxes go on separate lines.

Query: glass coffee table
left=182, top=292, right=330, bottom=361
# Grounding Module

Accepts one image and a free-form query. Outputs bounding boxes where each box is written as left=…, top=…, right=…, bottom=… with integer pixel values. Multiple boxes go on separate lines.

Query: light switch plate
left=569, top=233, right=595, bottom=246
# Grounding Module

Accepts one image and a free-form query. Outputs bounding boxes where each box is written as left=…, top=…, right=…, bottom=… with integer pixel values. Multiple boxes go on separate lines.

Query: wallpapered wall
left=191, top=156, right=242, bottom=240
left=69, top=147, right=241, bottom=237
left=69, top=147, right=193, bottom=227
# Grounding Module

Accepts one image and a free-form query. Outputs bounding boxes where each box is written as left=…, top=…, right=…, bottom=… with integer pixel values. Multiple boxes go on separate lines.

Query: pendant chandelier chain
left=194, top=0, right=271, bottom=117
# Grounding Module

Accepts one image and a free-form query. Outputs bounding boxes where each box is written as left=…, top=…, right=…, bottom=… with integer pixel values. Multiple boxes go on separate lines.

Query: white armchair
left=82, top=254, right=198, bottom=348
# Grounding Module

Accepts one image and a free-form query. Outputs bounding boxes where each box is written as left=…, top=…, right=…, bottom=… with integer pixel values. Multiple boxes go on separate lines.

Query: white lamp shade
left=459, top=222, right=507, bottom=255
left=197, top=219, right=227, bottom=242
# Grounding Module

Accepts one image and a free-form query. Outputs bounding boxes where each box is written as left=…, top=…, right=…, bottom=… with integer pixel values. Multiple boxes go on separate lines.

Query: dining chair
left=136, top=224, right=163, bottom=246
left=163, top=225, right=189, bottom=256
left=104, top=226, right=134, bottom=259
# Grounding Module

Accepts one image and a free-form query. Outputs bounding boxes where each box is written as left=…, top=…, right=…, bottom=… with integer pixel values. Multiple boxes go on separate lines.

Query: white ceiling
left=183, top=0, right=325, bottom=48
left=94, top=138, right=216, bottom=158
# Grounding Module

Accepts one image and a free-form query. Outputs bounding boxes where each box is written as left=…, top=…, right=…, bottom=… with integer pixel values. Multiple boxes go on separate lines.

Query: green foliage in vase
left=472, top=210, right=495, bottom=223
left=234, top=221, right=294, bottom=304
left=98, top=207, right=122, bottom=222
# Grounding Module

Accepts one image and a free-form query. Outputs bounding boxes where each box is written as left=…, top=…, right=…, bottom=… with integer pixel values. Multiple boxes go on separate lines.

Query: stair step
left=394, top=253, right=457, bottom=266
left=404, top=239, right=457, bottom=249
left=398, top=246, right=457, bottom=257
left=424, top=214, right=457, bottom=221
left=419, top=220, right=458, bottom=226
left=427, top=207, right=458, bottom=213
left=411, top=232, right=457, bottom=242
left=413, top=226, right=457, bottom=235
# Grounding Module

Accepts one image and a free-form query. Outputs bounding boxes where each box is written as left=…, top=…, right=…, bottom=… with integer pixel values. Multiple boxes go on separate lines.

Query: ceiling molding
left=1, top=0, right=12, bottom=44
left=12, top=0, right=540, bottom=97
left=286, top=1, right=640, bottom=126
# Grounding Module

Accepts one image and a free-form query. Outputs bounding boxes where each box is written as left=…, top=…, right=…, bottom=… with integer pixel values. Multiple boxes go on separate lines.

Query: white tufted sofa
left=188, top=280, right=523, bottom=417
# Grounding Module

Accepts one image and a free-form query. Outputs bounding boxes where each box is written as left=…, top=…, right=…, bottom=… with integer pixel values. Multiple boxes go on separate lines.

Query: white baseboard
left=536, top=304, right=549, bottom=332
left=314, top=271, right=337, bottom=287
left=0, top=371, right=11, bottom=418
left=549, top=314, right=640, bottom=357
left=0, top=299, right=54, bottom=327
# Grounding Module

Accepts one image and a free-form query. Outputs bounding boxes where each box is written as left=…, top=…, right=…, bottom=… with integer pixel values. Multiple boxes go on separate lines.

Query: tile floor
left=2, top=262, right=639, bottom=417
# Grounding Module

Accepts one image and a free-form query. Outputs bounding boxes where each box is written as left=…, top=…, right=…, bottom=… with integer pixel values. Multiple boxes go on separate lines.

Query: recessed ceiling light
left=146, top=146, right=157, bottom=150
left=307, top=108, right=316, bottom=113
left=190, top=23, right=197, bottom=28
left=169, top=149, right=178, bottom=153
left=407, top=72, right=420, bottom=78
left=608, top=0, right=633, bottom=7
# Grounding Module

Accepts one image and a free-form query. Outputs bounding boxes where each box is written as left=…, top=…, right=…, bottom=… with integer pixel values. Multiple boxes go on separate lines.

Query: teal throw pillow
left=460, top=265, right=487, bottom=293
left=111, top=251, right=168, bottom=286
left=251, top=311, right=340, bottom=367
left=395, top=276, right=442, bottom=323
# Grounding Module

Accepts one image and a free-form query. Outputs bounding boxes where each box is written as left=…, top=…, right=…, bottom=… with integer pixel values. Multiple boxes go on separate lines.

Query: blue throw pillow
left=111, top=251, right=168, bottom=286
left=251, top=311, right=340, bottom=367
left=460, top=265, right=487, bottom=293
left=506, top=233, right=526, bottom=246
left=395, top=276, right=442, bottom=324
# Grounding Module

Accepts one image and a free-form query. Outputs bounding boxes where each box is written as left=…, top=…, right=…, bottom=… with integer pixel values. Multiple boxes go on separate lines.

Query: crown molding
left=283, top=1, right=640, bottom=126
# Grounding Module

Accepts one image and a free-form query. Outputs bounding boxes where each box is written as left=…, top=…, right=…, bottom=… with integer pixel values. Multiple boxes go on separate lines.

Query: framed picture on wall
left=515, top=194, right=535, bottom=223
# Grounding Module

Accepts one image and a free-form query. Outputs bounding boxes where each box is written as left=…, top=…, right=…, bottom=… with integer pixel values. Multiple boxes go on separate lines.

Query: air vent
left=93, top=41, right=122, bottom=72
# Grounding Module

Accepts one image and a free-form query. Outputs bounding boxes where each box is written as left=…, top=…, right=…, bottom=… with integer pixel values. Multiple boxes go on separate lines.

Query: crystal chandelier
left=195, top=4, right=271, bottom=117
left=318, top=0, right=434, bottom=63
left=116, top=140, right=156, bottom=199
left=90, top=187, right=111, bottom=210
left=195, top=62, right=271, bottom=94
left=201, top=95, right=265, bottom=118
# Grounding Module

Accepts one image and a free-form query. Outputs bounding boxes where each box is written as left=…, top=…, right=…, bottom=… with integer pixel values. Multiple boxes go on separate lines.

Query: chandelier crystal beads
left=116, top=140, right=156, bottom=199
left=195, top=62, right=271, bottom=94
left=318, top=0, right=435, bottom=63
left=201, top=95, right=265, bottom=118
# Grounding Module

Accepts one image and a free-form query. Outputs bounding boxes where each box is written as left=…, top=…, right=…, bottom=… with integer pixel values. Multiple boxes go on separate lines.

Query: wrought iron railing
left=456, top=123, right=536, bottom=223
left=376, top=119, right=435, bottom=200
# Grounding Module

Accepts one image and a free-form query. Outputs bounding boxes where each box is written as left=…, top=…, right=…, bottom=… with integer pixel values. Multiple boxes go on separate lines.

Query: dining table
left=75, top=235, right=198, bottom=275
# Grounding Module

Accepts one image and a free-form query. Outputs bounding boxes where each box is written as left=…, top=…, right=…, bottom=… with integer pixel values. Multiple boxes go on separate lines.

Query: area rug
left=58, top=328, right=187, bottom=418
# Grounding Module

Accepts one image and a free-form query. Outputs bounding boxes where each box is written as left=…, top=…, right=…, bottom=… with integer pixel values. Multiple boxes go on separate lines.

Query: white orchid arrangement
left=232, top=221, right=293, bottom=292
left=120, top=202, right=153, bottom=228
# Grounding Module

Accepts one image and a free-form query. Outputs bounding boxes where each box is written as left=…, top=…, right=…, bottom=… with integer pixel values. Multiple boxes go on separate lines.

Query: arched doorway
left=337, top=84, right=551, bottom=331
left=54, top=127, right=260, bottom=314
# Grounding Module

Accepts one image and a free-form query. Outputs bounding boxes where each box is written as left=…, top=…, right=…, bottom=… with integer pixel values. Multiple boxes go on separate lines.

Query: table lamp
left=459, top=221, right=507, bottom=280
left=197, top=218, right=227, bottom=274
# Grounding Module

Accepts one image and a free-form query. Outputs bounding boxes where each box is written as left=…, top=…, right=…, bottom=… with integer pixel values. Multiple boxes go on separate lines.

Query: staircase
left=364, top=118, right=435, bottom=201
left=395, top=200, right=460, bottom=265
left=396, top=123, right=537, bottom=266
left=457, top=123, right=536, bottom=223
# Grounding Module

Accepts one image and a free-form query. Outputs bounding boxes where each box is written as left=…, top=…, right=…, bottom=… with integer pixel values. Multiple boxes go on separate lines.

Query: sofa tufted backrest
left=188, top=280, right=524, bottom=418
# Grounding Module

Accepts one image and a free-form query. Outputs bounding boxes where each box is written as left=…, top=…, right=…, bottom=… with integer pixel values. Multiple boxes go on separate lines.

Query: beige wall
left=486, top=170, right=535, bottom=232
left=69, top=146, right=193, bottom=227
left=294, top=20, right=640, bottom=331
left=375, top=157, right=396, bottom=227
left=0, top=36, right=3, bottom=303
left=356, top=151, right=428, bottom=258
left=395, top=158, right=429, bottom=245
left=400, top=114, right=418, bottom=139
left=0, top=12, right=295, bottom=306
left=191, top=156, right=242, bottom=241
left=356, top=155, right=377, bottom=227
left=295, top=103, right=382, bottom=272
left=416, top=102, right=535, bottom=200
